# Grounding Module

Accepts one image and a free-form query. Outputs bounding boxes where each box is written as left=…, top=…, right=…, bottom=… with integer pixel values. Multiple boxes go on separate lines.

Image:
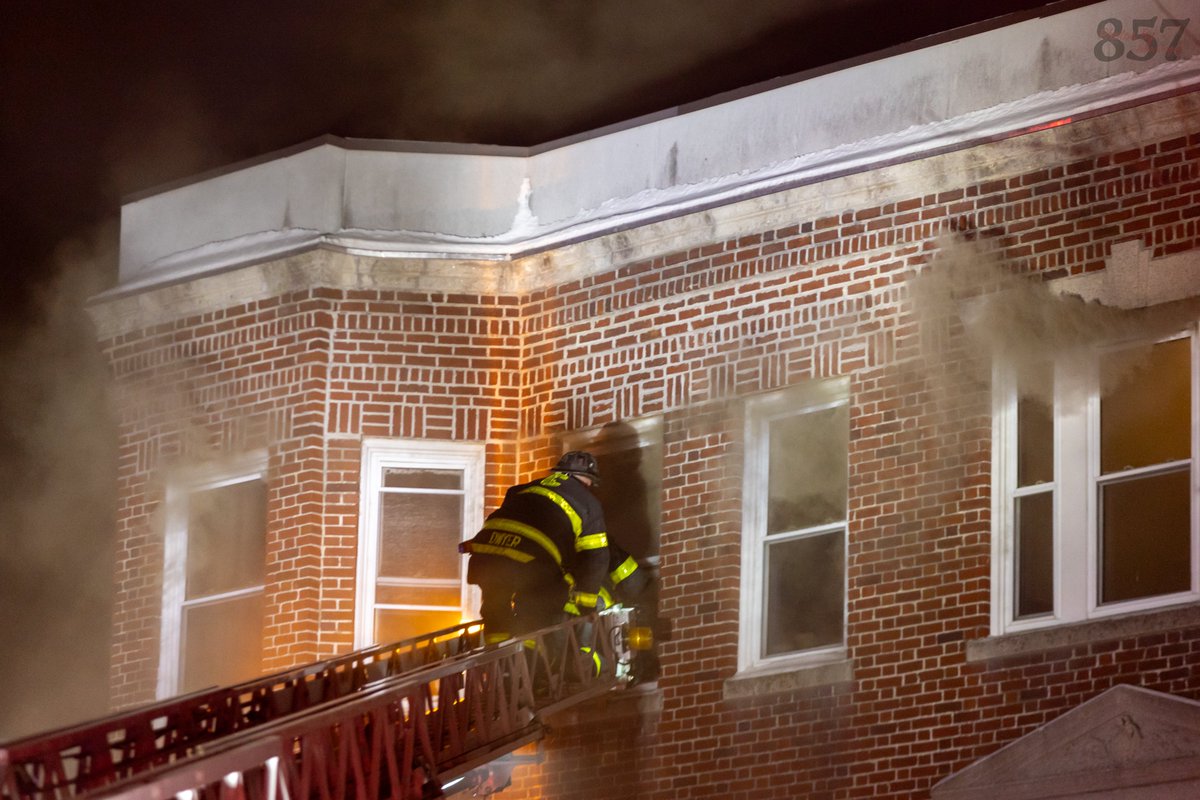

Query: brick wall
left=106, top=292, right=334, bottom=704
left=495, top=124, right=1200, bottom=798
left=105, top=288, right=526, bottom=700
left=101, top=104, right=1200, bottom=794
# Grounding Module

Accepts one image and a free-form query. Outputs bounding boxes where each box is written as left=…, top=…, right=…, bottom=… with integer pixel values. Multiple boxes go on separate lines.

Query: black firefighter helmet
left=555, top=450, right=601, bottom=486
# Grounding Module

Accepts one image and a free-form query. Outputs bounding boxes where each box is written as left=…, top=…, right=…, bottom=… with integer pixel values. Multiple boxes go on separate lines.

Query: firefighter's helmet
left=555, top=450, right=601, bottom=486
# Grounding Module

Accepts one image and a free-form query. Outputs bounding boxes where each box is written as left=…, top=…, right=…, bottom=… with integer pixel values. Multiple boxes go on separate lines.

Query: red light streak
left=1025, top=117, right=1074, bottom=133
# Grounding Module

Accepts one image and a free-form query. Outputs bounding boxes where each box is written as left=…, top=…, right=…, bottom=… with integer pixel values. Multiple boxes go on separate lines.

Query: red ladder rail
left=0, top=623, right=486, bottom=800
left=76, top=614, right=626, bottom=800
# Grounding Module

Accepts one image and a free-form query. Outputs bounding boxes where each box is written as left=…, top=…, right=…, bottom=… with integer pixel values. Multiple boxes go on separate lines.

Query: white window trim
left=992, top=328, right=1200, bottom=636
left=158, top=451, right=269, bottom=699
left=354, top=438, right=484, bottom=649
left=738, top=377, right=850, bottom=677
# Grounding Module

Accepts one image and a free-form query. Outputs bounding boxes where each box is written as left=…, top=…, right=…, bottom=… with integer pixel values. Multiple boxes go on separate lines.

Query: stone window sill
left=967, top=602, right=1200, bottom=662
left=724, top=654, right=853, bottom=700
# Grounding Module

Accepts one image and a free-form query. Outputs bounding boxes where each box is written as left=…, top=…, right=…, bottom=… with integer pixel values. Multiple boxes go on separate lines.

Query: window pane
left=1101, top=338, right=1190, bottom=474
left=1100, top=468, right=1191, bottom=604
left=181, top=592, right=264, bottom=693
left=767, top=405, right=848, bottom=534
left=186, top=479, right=267, bottom=599
left=376, top=583, right=461, bottom=607
left=1015, top=491, right=1053, bottom=617
left=764, top=531, right=844, bottom=656
left=378, top=492, right=462, bottom=580
left=374, top=608, right=462, bottom=645
left=383, top=467, right=462, bottom=491
left=1017, top=367, right=1053, bottom=486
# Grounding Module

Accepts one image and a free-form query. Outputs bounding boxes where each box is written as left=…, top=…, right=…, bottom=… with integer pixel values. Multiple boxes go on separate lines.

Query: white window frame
left=738, top=377, right=850, bottom=676
left=354, top=438, right=484, bottom=649
left=158, top=451, right=269, bottom=699
left=992, top=328, right=1200, bottom=636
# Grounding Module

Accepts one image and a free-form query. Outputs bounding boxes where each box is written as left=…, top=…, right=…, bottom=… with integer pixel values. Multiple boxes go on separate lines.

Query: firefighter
left=461, top=451, right=610, bottom=645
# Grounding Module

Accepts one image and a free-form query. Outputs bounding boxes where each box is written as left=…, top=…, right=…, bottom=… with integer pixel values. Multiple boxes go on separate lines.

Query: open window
left=563, top=417, right=662, bottom=563
left=355, top=439, right=484, bottom=648
left=563, top=417, right=663, bottom=682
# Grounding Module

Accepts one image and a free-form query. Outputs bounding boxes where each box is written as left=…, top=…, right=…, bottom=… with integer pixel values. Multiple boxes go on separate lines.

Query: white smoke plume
left=0, top=228, right=118, bottom=740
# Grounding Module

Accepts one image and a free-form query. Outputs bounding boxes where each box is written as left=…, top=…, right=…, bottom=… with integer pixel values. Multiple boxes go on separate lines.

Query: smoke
left=908, top=235, right=1195, bottom=406
left=0, top=226, right=118, bottom=741
left=312, top=0, right=828, bottom=144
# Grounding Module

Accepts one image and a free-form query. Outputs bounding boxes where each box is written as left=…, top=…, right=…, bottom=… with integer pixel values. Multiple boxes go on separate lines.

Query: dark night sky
left=0, top=0, right=1065, bottom=738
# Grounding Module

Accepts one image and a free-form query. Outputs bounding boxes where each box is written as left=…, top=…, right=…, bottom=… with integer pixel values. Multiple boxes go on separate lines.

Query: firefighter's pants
left=467, top=553, right=569, bottom=642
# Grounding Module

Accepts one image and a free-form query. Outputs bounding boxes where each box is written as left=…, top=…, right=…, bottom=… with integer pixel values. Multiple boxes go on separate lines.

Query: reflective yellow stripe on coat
left=520, top=486, right=582, bottom=536
left=520, top=485, right=608, bottom=552
left=481, top=517, right=562, bottom=566
left=610, top=555, right=638, bottom=584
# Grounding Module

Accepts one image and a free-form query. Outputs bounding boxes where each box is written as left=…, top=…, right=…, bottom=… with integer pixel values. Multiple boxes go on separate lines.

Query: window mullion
left=378, top=487, right=465, bottom=496
left=180, top=584, right=266, bottom=608
left=1060, top=360, right=1093, bottom=623
left=991, top=366, right=1012, bottom=634
left=751, top=411, right=768, bottom=667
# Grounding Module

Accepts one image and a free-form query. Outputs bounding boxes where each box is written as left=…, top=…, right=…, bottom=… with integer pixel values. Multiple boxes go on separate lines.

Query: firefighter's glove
left=563, top=601, right=581, bottom=616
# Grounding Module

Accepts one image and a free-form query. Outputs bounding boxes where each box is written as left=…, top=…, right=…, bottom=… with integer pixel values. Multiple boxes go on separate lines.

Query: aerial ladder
left=0, top=610, right=652, bottom=800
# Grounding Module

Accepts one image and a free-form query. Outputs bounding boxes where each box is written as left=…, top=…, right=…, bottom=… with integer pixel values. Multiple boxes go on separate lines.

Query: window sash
left=1012, top=487, right=1054, bottom=619
left=179, top=590, right=266, bottom=694
left=761, top=523, right=846, bottom=658
left=180, top=583, right=265, bottom=608
left=1096, top=463, right=1191, bottom=605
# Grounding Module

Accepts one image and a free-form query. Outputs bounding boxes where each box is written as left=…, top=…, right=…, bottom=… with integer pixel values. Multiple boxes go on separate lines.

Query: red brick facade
left=99, top=94, right=1200, bottom=794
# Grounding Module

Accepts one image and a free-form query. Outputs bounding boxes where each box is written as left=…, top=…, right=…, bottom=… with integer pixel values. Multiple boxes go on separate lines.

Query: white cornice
left=88, top=90, right=1199, bottom=341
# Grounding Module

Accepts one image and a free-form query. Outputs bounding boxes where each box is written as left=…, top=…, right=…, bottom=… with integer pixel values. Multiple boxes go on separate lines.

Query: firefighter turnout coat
left=462, top=470, right=610, bottom=611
